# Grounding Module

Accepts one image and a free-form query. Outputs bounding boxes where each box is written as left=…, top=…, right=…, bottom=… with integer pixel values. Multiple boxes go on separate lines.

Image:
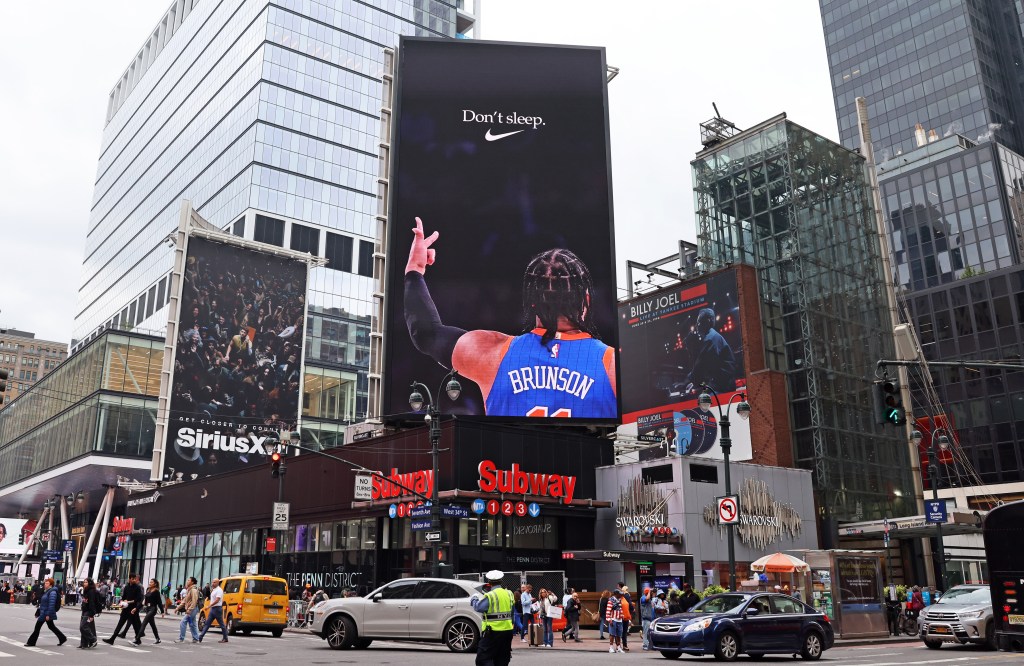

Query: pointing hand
left=405, top=217, right=439, bottom=275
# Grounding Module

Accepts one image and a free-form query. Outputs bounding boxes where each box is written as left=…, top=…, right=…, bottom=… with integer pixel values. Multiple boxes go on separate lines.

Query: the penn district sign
left=702, top=478, right=802, bottom=549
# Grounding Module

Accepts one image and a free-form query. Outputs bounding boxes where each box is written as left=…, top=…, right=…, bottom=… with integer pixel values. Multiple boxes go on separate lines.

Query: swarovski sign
left=702, top=478, right=802, bottom=550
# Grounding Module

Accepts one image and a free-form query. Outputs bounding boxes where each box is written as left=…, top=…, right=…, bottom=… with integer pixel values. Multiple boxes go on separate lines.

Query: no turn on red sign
left=717, top=495, right=739, bottom=525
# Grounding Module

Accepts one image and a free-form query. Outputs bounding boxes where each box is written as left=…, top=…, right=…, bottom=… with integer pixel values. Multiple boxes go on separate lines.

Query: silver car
left=307, top=577, right=484, bottom=652
left=919, top=584, right=994, bottom=649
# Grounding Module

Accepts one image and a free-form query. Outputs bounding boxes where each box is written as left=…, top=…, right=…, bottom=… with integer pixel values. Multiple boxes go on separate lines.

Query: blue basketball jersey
left=485, top=330, right=616, bottom=418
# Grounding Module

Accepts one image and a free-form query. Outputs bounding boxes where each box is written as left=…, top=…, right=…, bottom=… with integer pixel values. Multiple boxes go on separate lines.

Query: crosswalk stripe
left=109, top=644, right=150, bottom=653
left=0, top=651, right=14, bottom=658
left=0, top=636, right=59, bottom=656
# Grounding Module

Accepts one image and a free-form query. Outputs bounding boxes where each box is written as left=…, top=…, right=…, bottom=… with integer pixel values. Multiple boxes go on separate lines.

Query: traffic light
left=872, top=379, right=905, bottom=426
left=0, top=368, right=8, bottom=406
left=271, top=450, right=282, bottom=478
left=18, top=529, right=24, bottom=545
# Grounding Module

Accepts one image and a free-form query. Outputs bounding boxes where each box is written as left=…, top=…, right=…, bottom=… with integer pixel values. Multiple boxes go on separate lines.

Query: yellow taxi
left=198, top=574, right=289, bottom=637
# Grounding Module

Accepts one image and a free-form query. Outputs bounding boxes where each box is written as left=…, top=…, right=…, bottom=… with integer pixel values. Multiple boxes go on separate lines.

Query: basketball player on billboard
left=403, top=217, right=616, bottom=418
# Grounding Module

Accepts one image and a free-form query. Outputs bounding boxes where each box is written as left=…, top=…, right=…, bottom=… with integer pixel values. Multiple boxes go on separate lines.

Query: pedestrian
left=668, top=586, right=682, bottom=614
left=512, top=585, right=524, bottom=639
left=562, top=586, right=574, bottom=607
left=640, top=587, right=655, bottom=650
left=25, top=577, right=67, bottom=647
left=138, top=578, right=165, bottom=644
left=598, top=590, right=611, bottom=639
left=539, top=587, right=556, bottom=647
left=97, top=579, right=111, bottom=609
left=884, top=583, right=901, bottom=636
left=472, top=570, right=516, bottom=666
left=519, top=584, right=534, bottom=643
left=78, top=577, right=103, bottom=649
left=175, top=576, right=201, bottom=643
left=680, top=582, right=701, bottom=611
left=564, top=592, right=581, bottom=642
left=606, top=589, right=624, bottom=654
left=907, top=585, right=925, bottom=621
left=653, top=589, right=669, bottom=619
left=103, top=572, right=143, bottom=645
left=620, top=587, right=633, bottom=652
left=198, top=578, right=229, bottom=643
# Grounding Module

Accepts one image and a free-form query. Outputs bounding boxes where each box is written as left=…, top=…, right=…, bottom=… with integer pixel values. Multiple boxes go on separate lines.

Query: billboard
left=0, top=518, right=29, bottom=555
left=383, top=38, right=618, bottom=422
left=618, top=271, right=750, bottom=459
left=164, top=236, right=308, bottom=480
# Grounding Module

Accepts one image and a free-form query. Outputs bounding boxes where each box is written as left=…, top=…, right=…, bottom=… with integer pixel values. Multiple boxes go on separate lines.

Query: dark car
left=648, top=592, right=834, bottom=661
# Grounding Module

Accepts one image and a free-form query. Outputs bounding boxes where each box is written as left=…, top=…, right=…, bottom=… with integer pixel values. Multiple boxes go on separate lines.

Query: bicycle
left=900, top=609, right=919, bottom=636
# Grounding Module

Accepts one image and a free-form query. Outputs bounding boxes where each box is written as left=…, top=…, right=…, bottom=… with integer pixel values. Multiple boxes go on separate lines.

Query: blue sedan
left=648, top=592, right=834, bottom=661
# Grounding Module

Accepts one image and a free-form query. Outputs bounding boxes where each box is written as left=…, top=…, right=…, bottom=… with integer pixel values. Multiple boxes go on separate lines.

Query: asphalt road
left=0, top=602, right=1021, bottom=664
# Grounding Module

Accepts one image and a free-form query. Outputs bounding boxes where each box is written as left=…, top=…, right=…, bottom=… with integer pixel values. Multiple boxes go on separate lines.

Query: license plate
left=1009, top=615, right=1024, bottom=625
left=267, top=608, right=279, bottom=614
left=931, top=626, right=949, bottom=634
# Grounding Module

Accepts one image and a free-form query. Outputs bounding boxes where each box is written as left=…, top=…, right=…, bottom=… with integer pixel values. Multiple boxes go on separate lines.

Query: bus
left=982, top=500, right=1024, bottom=652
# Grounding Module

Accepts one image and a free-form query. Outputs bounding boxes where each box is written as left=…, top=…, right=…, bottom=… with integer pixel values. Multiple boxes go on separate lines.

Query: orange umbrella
left=749, top=553, right=810, bottom=573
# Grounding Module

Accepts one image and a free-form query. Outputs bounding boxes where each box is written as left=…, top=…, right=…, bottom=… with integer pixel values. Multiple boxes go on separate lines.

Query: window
left=770, top=595, right=804, bottom=614
left=245, top=579, right=286, bottom=595
left=358, top=240, right=374, bottom=277
left=232, top=217, right=245, bottom=238
left=254, top=214, right=285, bottom=246
left=417, top=581, right=466, bottom=599
left=222, top=579, right=241, bottom=594
left=290, top=223, right=319, bottom=255
left=324, top=233, right=353, bottom=272
left=690, top=464, right=719, bottom=484
left=380, top=580, right=420, bottom=600
left=749, top=596, right=772, bottom=615
left=135, top=294, right=146, bottom=325
left=156, top=277, right=167, bottom=310
left=642, top=464, right=673, bottom=484
left=146, top=285, right=157, bottom=319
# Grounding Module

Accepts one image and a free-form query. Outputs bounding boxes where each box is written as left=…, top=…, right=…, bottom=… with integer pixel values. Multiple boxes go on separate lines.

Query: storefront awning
left=562, top=549, right=694, bottom=564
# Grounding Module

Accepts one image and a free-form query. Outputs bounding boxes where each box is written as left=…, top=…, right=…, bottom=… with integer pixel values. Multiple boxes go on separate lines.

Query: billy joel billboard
left=618, top=271, right=751, bottom=460
left=164, top=236, right=308, bottom=480
left=383, top=38, right=618, bottom=422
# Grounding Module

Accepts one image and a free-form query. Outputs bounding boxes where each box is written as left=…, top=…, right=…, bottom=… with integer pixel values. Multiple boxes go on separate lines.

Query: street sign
left=43, top=550, right=61, bottom=561
left=501, top=501, right=514, bottom=516
left=272, top=501, right=290, bottom=530
left=471, top=499, right=486, bottom=515
left=41, top=532, right=50, bottom=543
left=717, top=495, right=739, bottom=525
left=354, top=473, right=373, bottom=500
left=527, top=502, right=541, bottom=518
left=410, top=505, right=432, bottom=518
left=411, top=519, right=432, bottom=531
left=441, top=505, right=469, bottom=519
left=925, top=500, right=948, bottom=524
left=425, top=531, right=442, bottom=543
left=63, top=540, right=75, bottom=552
left=265, top=537, right=277, bottom=552
left=486, top=499, right=500, bottom=515
left=514, top=502, right=527, bottom=517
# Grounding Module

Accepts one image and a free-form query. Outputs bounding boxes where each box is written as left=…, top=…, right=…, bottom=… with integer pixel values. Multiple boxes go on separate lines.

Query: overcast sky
left=0, top=0, right=836, bottom=345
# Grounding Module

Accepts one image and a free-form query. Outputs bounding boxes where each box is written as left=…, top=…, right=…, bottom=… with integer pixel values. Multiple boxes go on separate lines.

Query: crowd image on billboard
left=167, top=237, right=307, bottom=479
left=618, top=271, right=745, bottom=454
left=384, top=39, right=619, bottom=423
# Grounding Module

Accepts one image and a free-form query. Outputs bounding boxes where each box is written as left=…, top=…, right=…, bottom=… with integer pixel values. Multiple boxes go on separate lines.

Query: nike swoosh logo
left=485, top=129, right=525, bottom=142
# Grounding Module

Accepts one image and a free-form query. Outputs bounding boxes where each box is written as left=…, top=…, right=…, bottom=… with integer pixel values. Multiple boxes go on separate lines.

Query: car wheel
left=923, top=639, right=943, bottom=649
left=354, top=638, right=373, bottom=649
left=748, top=654, right=765, bottom=660
left=271, top=628, right=283, bottom=638
left=714, top=631, right=740, bottom=661
left=228, top=615, right=238, bottom=636
left=660, top=650, right=682, bottom=659
left=325, top=615, right=354, bottom=649
left=984, top=621, right=995, bottom=650
left=444, top=618, right=479, bottom=653
left=800, top=632, right=823, bottom=661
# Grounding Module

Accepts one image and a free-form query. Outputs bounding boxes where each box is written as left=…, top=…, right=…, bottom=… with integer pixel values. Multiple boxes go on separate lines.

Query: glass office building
left=73, top=0, right=478, bottom=432
left=692, top=115, right=916, bottom=531
left=820, top=0, right=1024, bottom=158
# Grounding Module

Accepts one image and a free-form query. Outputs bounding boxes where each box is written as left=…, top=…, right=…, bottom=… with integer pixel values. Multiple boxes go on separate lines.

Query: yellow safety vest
left=481, top=587, right=515, bottom=632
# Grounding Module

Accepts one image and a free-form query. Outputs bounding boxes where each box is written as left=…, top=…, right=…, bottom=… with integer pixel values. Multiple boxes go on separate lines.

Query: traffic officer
left=472, top=570, right=516, bottom=666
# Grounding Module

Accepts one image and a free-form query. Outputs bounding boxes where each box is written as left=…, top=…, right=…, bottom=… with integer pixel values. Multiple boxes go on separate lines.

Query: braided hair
left=521, top=249, right=601, bottom=346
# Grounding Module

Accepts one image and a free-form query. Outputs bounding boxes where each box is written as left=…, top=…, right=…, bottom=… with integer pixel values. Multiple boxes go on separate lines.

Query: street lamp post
left=409, top=371, right=462, bottom=578
left=697, top=386, right=750, bottom=592
left=925, top=428, right=950, bottom=590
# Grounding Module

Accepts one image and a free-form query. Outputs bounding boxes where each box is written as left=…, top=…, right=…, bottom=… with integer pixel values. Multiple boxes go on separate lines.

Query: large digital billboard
left=164, top=236, right=308, bottom=480
left=383, top=38, right=618, bottom=422
left=0, top=518, right=29, bottom=555
left=618, top=271, right=750, bottom=460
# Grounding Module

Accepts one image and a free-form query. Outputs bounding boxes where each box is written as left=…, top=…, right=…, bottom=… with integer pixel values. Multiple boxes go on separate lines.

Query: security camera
left=423, top=413, right=433, bottom=423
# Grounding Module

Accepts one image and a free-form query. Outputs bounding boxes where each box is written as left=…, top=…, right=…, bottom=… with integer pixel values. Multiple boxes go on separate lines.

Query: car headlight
left=683, top=618, right=713, bottom=632
left=959, top=610, right=985, bottom=619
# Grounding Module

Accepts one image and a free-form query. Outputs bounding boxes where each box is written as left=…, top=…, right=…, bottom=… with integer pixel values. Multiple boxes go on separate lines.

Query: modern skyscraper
left=692, top=114, right=915, bottom=536
left=74, top=0, right=477, bottom=438
left=820, top=0, right=1024, bottom=157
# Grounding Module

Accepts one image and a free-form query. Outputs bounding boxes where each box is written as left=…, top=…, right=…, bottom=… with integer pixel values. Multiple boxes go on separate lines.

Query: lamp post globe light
left=409, top=371, right=461, bottom=578
left=697, top=385, right=750, bottom=592
left=924, top=427, right=951, bottom=590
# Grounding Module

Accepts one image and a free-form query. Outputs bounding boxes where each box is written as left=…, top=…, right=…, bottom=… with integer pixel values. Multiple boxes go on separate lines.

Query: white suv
left=308, top=577, right=484, bottom=652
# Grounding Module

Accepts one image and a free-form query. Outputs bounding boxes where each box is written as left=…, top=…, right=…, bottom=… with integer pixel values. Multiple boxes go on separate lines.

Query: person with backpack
left=606, top=589, right=624, bottom=654
left=598, top=590, right=611, bottom=640
left=78, top=577, right=103, bottom=649
left=620, top=587, right=633, bottom=652
left=25, top=577, right=66, bottom=647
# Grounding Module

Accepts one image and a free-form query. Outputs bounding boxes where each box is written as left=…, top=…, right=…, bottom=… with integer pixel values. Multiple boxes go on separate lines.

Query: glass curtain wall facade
left=820, top=0, right=1024, bottom=158
left=0, top=331, right=163, bottom=488
left=692, top=116, right=915, bottom=529
left=73, top=0, right=473, bottom=440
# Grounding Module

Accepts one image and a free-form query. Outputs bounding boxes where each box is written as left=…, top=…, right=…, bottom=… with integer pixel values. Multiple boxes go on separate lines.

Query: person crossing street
left=198, top=578, right=229, bottom=643
left=24, top=577, right=66, bottom=647
left=102, top=572, right=143, bottom=646
left=472, top=570, right=516, bottom=666
left=175, top=577, right=201, bottom=643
